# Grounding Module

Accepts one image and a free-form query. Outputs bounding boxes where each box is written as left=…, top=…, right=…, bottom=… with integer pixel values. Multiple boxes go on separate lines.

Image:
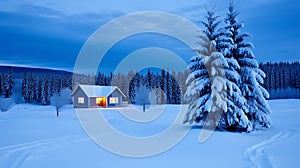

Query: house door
left=100, top=97, right=106, bottom=107
left=96, top=97, right=107, bottom=107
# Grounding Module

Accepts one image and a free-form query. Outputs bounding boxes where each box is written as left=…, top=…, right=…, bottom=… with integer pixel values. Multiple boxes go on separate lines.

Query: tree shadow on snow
left=190, top=125, right=225, bottom=133
left=189, top=125, right=251, bottom=133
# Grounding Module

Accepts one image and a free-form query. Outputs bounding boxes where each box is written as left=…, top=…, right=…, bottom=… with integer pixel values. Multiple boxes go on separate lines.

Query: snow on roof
left=73, top=85, right=125, bottom=98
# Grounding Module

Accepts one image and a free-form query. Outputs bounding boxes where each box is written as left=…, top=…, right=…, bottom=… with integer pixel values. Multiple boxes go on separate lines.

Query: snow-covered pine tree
left=96, top=72, right=105, bottom=85
left=28, top=74, right=35, bottom=103
left=217, top=2, right=253, bottom=132
left=224, top=1, right=271, bottom=128
left=22, top=72, right=29, bottom=102
left=3, top=69, right=14, bottom=98
left=1, top=73, right=6, bottom=97
left=283, top=62, right=290, bottom=89
left=135, top=72, right=141, bottom=88
left=119, top=73, right=129, bottom=101
left=128, top=78, right=135, bottom=103
left=46, top=79, right=52, bottom=104
left=184, top=8, right=228, bottom=128
left=35, top=78, right=41, bottom=103
left=153, top=74, right=162, bottom=104
left=160, top=69, right=166, bottom=104
left=53, top=77, right=62, bottom=94
left=146, top=69, right=152, bottom=89
left=177, top=70, right=189, bottom=104
left=129, top=72, right=142, bottom=104
left=65, top=74, right=72, bottom=89
left=171, top=71, right=181, bottom=104
left=165, top=71, right=171, bottom=104
left=40, top=79, right=47, bottom=105
left=11, top=80, right=23, bottom=104
left=126, top=70, right=135, bottom=102
left=107, top=72, right=113, bottom=86
left=0, top=73, right=3, bottom=96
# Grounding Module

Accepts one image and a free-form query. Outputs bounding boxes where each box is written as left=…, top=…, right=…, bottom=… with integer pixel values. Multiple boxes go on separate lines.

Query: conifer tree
left=22, top=72, right=29, bottom=102
left=224, top=1, right=271, bottom=128
left=1, top=69, right=14, bottom=98
left=217, top=1, right=253, bottom=131
left=0, top=73, right=3, bottom=97
left=185, top=6, right=254, bottom=131
left=184, top=8, right=228, bottom=128
left=160, top=69, right=166, bottom=104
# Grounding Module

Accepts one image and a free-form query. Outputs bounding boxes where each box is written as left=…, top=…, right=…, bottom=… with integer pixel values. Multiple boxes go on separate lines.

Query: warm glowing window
left=78, top=97, right=84, bottom=104
left=96, top=97, right=102, bottom=104
left=109, top=97, right=118, bottom=104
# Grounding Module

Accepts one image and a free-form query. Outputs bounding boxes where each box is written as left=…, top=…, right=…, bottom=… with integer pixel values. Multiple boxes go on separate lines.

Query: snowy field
left=0, top=99, right=300, bottom=168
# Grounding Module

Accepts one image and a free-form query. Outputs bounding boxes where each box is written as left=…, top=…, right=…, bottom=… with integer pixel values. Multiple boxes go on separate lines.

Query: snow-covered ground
left=0, top=99, right=300, bottom=168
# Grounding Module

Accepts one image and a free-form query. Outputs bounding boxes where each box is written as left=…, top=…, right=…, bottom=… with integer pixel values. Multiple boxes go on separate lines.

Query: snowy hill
left=0, top=65, right=73, bottom=79
left=0, top=100, right=300, bottom=167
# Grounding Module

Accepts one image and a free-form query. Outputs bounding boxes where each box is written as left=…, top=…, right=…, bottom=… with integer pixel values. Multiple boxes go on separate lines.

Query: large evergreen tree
left=216, top=2, right=253, bottom=131
left=184, top=8, right=228, bottom=128
left=224, top=1, right=271, bottom=128
left=185, top=6, right=255, bottom=132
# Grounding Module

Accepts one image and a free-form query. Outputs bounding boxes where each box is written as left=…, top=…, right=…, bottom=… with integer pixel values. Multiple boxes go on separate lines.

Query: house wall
left=89, top=97, right=101, bottom=107
left=73, top=88, right=89, bottom=108
left=107, top=90, right=123, bottom=107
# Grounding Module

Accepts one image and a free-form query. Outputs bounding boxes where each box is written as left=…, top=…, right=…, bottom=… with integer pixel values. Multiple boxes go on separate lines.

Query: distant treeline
left=110, top=70, right=188, bottom=104
left=0, top=66, right=73, bottom=105
left=22, top=72, right=72, bottom=105
left=259, top=62, right=300, bottom=99
left=0, top=62, right=299, bottom=104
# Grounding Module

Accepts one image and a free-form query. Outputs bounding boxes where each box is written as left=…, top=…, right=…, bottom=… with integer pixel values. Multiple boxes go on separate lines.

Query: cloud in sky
left=0, top=0, right=299, bottom=72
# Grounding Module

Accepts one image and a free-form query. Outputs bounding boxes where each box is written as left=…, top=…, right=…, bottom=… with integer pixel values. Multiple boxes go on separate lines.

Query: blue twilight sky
left=0, top=0, right=299, bottom=73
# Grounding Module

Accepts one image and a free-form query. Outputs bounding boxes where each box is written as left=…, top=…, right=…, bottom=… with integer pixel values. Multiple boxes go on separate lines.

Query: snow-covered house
left=72, top=85, right=125, bottom=108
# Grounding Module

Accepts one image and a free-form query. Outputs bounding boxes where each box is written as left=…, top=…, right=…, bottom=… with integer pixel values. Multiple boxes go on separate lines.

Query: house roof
left=72, top=85, right=126, bottom=98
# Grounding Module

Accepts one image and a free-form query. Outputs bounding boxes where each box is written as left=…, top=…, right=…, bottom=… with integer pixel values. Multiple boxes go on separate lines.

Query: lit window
left=78, top=97, right=84, bottom=104
left=109, top=97, right=118, bottom=104
left=96, top=97, right=102, bottom=104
